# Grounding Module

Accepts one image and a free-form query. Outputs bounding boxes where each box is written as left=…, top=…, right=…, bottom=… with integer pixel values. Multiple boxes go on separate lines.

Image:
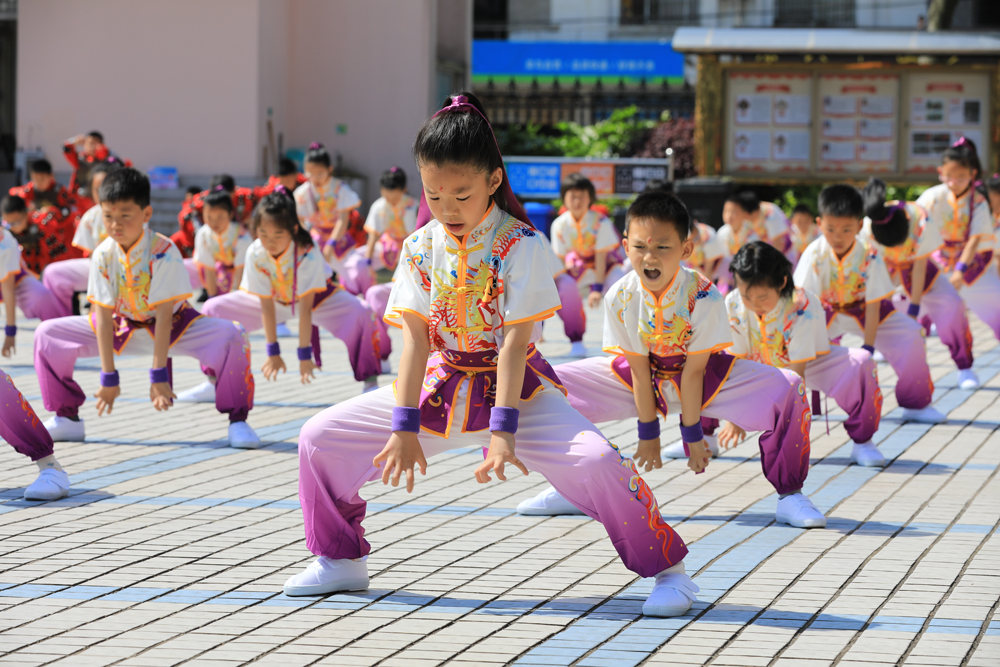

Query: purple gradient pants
left=556, top=356, right=812, bottom=495
left=555, top=273, right=585, bottom=343
left=203, top=289, right=382, bottom=382
left=957, top=268, right=1000, bottom=341
left=6, top=275, right=70, bottom=321
left=0, top=370, right=54, bottom=461
left=297, top=385, right=687, bottom=577
left=182, top=258, right=205, bottom=291
left=805, top=346, right=882, bottom=444
left=33, top=315, right=254, bottom=421
left=894, top=276, right=974, bottom=371
left=365, top=282, right=393, bottom=361
left=41, top=258, right=89, bottom=315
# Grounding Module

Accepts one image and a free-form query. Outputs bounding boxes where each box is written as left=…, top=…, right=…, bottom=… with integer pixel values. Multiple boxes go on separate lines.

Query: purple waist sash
left=932, top=241, right=993, bottom=285
left=823, top=299, right=896, bottom=327
left=378, top=234, right=403, bottom=270
left=414, top=345, right=564, bottom=437
left=610, top=352, right=737, bottom=417
left=213, top=261, right=235, bottom=295
left=894, top=259, right=940, bottom=296
left=89, top=301, right=202, bottom=354
left=565, top=247, right=624, bottom=282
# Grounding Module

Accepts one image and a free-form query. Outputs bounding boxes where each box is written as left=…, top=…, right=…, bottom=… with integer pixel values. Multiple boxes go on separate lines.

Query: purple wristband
left=861, top=344, right=875, bottom=355
left=4, top=325, right=15, bottom=337
left=391, top=406, right=421, bottom=433
left=637, top=418, right=660, bottom=440
left=955, top=261, right=969, bottom=273
left=266, top=341, right=280, bottom=357
left=149, top=367, right=169, bottom=384
left=99, top=371, right=119, bottom=387
left=590, top=283, right=604, bottom=293
left=297, top=346, right=313, bottom=361
left=907, top=302, right=920, bottom=317
left=489, top=406, right=520, bottom=434
left=679, top=421, right=704, bottom=444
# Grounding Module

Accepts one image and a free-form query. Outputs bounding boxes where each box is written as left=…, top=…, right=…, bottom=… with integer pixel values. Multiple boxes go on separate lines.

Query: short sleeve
left=233, top=233, right=252, bottom=267
left=0, top=236, right=19, bottom=280
left=243, top=246, right=273, bottom=298
left=549, top=215, right=570, bottom=258
left=499, top=230, right=562, bottom=326
left=863, top=245, right=896, bottom=303
left=969, top=195, right=995, bottom=250
left=724, top=291, right=749, bottom=358
left=793, top=241, right=821, bottom=296
left=192, top=227, right=214, bottom=267
left=147, top=239, right=194, bottom=307
left=602, top=278, right=645, bottom=356
left=595, top=217, right=620, bottom=252
left=72, top=206, right=99, bottom=251
left=701, top=226, right=725, bottom=262
left=293, top=183, right=315, bottom=224
left=716, top=225, right=734, bottom=257
left=913, top=206, right=943, bottom=258
left=385, top=231, right=432, bottom=325
left=915, top=187, right=936, bottom=212
left=786, top=291, right=830, bottom=363
left=87, top=242, right=116, bottom=308
left=336, top=182, right=361, bottom=212
left=764, top=205, right=790, bottom=240
left=294, top=247, right=329, bottom=298
left=365, top=199, right=386, bottom=234
left=687, top=282, right=732, bottom=354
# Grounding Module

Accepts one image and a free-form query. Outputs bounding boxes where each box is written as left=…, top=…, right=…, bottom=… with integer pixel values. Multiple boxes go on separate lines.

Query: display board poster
left=905, top=72, right=990, bottom=175
left=726, top=72, right=812, bottom=174
left=561, top=163, right=616, bottom=196
left=816, top=74, right=899, bottom=174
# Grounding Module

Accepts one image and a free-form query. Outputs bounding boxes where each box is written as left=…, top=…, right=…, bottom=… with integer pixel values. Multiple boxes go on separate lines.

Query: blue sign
left=506, top=162, right=561, bottom=197
left=473, top=40, right=684, bottom=80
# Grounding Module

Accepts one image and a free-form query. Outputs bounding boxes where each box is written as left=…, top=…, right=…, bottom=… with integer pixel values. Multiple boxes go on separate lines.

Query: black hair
left=203, top=188, right=234, bottom=215
left=730, top=241, right=795, bottom=299
left=379, top=166, right=407, bottom=191
left=186, top=185, right=203, bottom=196
left=89, top=161, right=119, bottom=181
left=818, top=184, right=864, bottom=220
left=862, top=178, right=908, bottom=247
left=413, top=91, right=517, bottom=216
left=791, top=203, right=813, bottom=217
left=208, top=174, right=235, bottom=193
left=29, top=159, right=53, bottom=175
left=253, top=190, right=312, bottom=248
left=99, top=167, right=151, bottom=208
left=87, top=131, right=104, bottom=143
left=726, top=190, right=760, bottom=214
left=278, top=157, right=298, bottom=176
left=941, top=138, right=982, bottom=179
left=643, top=178, right=674, bottom=194
left=305, top=142, right=332, bottom=168
left=2, top=195, right=26, bottom=215
left=625, top=190, right=691, bottom=241
left=560, top=173, right=597, bottom=204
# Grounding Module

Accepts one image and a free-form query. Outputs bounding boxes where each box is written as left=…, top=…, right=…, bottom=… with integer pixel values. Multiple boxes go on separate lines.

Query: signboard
left=472, top=40, right=685, bottom=84
left=817, top=74, right=899, bottom=174
left=725, top=72, right=813, bottom=175
left=504, top=158, right=671, bottom=199
left=904, top=72, right=990, bottom=175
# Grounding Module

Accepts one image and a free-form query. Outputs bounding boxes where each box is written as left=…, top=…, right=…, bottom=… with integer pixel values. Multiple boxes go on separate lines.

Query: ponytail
left=862, top=177, right=908, bottom=248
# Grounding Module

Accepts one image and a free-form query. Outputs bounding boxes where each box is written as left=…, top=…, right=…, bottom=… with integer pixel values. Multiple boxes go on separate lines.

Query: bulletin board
left=725, top=72, right=813, bottom=175
left=904, top=71, right=991, bottom=176
left=817, top=74, right=899, bottom=174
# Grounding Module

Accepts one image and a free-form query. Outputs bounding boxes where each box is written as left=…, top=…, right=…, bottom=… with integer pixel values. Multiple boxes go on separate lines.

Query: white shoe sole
left=515, top=503, right=585, bottom=517
left=642, top=599, right=692, bottom=617
left=283, top=577, right=369, bottom=597
left=23, top=488, right=69, bottom=501
left=230, top=440, right=264, bottom=450
left=775, top=513, right=827, bottom=529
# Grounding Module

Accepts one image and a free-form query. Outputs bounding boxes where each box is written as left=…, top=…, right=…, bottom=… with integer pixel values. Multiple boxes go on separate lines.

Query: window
left=620, top=0, right=698, bottom=25
left=775, top=0, right=856, bottom=27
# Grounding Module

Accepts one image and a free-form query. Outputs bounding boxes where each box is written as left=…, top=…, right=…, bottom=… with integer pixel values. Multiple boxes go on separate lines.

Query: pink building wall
left=17, top=0, right=450, bottom=200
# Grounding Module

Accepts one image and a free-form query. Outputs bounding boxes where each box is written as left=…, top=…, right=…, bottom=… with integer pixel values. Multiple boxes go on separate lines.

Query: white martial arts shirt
left=726, top=287, right=830, bottom=369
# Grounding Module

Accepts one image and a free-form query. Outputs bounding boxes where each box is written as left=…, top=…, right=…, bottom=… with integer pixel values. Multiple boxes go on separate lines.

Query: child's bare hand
left=949, top=270, right=964, bottom=289
left=150, top=382, right=176, bottom=411
left=686, top=439, right=711, bottom=474
left=299, top=359, right=317, bottom=384
left=2, top=335, right=14, bottom=357
left=94, top=385, right=120, bottom=416
left=634, top=437, right=662, bottom=472
left=587, top=290, right=603, bottom=308
left=717, top=420, right=746, bottom=449
left=262, top=355, right=286, bottom=381
left=373, top=431, right=427, bottom=492
left=476, top=431, right=529, bottom=483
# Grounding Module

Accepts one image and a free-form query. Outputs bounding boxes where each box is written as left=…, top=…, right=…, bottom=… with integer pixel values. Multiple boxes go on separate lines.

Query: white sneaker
left=380, top=360, right=392, bottom=375
left=662, top=434, right=720, bottom=459
left=901, top=406, right=947, bottom=424
left=363, top=377, right=379, bottom=393
left=283, top=556, right=369, bottom=596
left=515, top=486, right=585, bottom=516
left=850, top=441, right=885, bottom=467
left=873, top=350, right=886, bottom=363
left=775, top=493, right=827, bottom=529
left=275, top=322, right=293, bottom=338
left=23, top=469, right=70, bottom=501
left=642, top=569, right=699, bottom=617
left=43, top=416, right=85, bottom=442
left=929, top=323, right=938, bottom=337
left=957, top=369, right=980, bottom=390
left=176, top=380, right=216, bottom=403
left=228, top=421, right=262, bottom=449
left=569, top=341, right=587, bottom=357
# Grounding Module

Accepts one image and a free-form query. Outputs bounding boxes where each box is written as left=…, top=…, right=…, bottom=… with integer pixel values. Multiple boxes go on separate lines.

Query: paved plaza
left=0, top=299, right=998, bottom=667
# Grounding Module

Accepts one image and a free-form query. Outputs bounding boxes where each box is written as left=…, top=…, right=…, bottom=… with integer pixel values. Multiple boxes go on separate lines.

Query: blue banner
left=505, top=162, right=561, bottom=197
left=473, top=40, right=684, bottom=80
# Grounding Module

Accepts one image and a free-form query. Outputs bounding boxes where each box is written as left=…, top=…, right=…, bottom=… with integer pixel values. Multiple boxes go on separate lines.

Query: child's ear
left=680, top=236, right=694, bottom=260
left=621, top=235, right=629, bottom=253
left=142, top=205, right=154, bottom=225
